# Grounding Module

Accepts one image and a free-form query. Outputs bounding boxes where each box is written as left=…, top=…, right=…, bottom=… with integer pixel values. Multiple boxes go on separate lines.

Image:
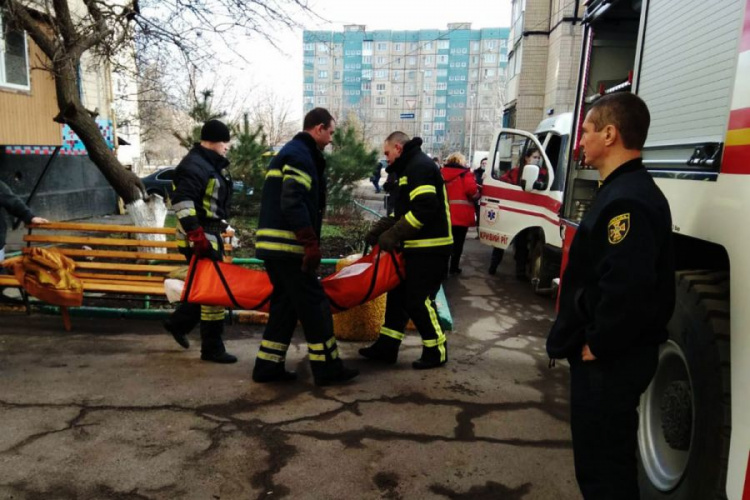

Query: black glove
left=378, top=217, right=420, bottom=252
left=365, top=217, right=397, bottom=246
left=295, top=226, right=321, bottom=274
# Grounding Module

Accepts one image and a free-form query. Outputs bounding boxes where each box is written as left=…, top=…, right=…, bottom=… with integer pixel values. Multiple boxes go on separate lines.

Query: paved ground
left=0, top=193, right=580, bottom=499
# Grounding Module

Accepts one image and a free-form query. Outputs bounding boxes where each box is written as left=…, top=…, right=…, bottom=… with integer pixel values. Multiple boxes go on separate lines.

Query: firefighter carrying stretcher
left=360, top=131, right=453, bottom=369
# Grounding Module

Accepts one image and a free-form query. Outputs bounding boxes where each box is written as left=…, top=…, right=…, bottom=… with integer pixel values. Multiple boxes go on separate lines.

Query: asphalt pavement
left=0, top=222, right=579, bottom=499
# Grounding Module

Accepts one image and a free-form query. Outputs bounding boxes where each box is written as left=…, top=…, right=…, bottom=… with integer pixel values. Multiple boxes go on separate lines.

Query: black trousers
left=449, top=225, right=469, bottom=272
left=569, top=347, right=658, bottom=500
left=257, top=259, right=338, bottom=364
left=383, top=253, right=448, bottom=349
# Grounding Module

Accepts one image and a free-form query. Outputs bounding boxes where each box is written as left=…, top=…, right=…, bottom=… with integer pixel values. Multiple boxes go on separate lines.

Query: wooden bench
left=0, top=221, right=231, bottom=330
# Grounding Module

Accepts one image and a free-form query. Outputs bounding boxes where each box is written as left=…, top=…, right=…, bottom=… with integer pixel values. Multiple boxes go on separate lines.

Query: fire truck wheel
left=637, top=271, right=730, bottom=500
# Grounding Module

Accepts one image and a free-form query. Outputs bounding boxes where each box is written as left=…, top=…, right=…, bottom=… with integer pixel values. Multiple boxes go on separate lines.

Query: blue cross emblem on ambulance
left=484, top=209, right=497, bottom=225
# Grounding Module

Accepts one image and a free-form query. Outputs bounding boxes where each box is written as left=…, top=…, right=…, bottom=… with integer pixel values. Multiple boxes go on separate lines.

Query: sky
left=220, top=0, right=512, bottom=123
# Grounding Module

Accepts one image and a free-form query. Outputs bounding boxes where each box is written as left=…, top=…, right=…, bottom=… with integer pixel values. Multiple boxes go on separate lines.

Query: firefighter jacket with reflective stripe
left=256, top=132, right=327, bottom=260
left=171, top=146, right=232, bottom=248
left=547, top=159, right=675, bottom=361
left=441, top=162, right=479, bottom=227
left=386, top=138, right=452, bottom=254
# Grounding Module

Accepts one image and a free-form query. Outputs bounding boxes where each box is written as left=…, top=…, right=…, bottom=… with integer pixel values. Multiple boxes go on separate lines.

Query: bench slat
left=33, top=248, right=187, bottom=262
left=76, top=272, right=165, bottom=283
left=24, top=234, right=179, bottom=249
left=29, top=222, right=177, bottom=234
left=0, top=275, right=20, bottom=286
left=74, top=262, right=181, bottom=273
left=83, top=282, right=165, bottom=294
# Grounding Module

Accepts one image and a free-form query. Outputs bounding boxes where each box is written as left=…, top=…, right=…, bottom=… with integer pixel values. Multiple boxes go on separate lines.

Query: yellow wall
left=0, top=35, right=62, bottom=146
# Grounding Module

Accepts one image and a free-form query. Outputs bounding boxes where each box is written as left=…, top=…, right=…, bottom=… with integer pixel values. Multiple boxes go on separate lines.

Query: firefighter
left=163, top=120, right=237, bottom=364
left=546, top=93, right=675, bottom=499
left=360, top=131, right=452, bottom=369
left=251, top=107, right=358, bottom=386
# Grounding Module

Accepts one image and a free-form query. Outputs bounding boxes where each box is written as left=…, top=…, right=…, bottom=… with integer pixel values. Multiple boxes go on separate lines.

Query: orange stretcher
left=180, top=246, right=405, bottom=313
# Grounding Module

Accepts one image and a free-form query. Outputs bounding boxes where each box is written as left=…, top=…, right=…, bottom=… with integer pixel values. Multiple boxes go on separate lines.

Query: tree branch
left=4, top=1, right=59, bottom=59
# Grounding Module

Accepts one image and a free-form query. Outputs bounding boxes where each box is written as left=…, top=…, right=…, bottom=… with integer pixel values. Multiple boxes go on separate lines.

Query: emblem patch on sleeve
left=608, top=213, right=630, bottom=244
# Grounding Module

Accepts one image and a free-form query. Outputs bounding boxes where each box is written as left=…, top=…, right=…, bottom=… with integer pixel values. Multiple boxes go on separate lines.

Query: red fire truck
left=559, top=0, right=750, bottom=498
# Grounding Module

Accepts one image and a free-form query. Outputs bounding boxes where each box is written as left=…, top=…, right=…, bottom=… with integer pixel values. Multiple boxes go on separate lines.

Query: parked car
left=141, top=167, right=176, bottom=200
left=141, top=166, right=247, bottom=201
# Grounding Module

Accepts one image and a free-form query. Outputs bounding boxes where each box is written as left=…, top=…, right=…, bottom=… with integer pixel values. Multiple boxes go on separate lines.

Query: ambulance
left=478, top=112, right=572, bottom=293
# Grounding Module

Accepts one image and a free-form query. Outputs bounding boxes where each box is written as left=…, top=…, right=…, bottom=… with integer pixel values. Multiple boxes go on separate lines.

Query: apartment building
left=504, top=0, right=583, bottom=131
left=303, top=24, right=510, bottom=159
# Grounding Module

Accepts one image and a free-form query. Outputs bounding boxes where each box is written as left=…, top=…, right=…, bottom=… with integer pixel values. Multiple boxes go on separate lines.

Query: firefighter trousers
left=569, top=347, right=658, bottom=499
left=255, top=259, right=342, bottom=373
left=379, top=253, right=449, bottom=360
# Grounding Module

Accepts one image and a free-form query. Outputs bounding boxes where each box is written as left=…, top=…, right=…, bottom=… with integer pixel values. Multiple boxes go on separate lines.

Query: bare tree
left=247, top=90, right=298, bottom=148
left=1, top=0, right=314, bottom=225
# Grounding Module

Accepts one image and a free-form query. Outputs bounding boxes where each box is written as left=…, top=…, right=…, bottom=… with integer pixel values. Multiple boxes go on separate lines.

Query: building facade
left=303, top=24, right=510, bottom=161
left=0, top=4, right=120, bottom=229
left=504, top=0, right=583, bottom=131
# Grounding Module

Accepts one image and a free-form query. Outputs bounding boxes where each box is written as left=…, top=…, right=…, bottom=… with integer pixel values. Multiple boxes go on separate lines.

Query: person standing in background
left=441, top=152, right=479, bottom=274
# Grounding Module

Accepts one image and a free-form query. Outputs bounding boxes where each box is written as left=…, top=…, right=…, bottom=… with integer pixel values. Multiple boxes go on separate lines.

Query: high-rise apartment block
left=303, top=24, right=510, bottom=160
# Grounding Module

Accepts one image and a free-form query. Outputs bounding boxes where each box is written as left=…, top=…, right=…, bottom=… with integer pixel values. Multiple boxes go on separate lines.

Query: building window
left=361, top=81, right=371, bottom=91
left=424, top=70, right=433, bottom=78
left=375, top=109, right=386, bottom=118
left=436, top=82, right=447, bottom=91
left=483, top=68, right=496, bottom=78
left=304, top=96, right=314, bottom=104
left=423, top=123, right=432, bottom=132
left=423, top=42, right=433, bottom=50
left=436, top=96, right=446, bottom=104
left=407, top=71, right=416, bottom=80
left=437, top=69, right=447, bottom=77
left=392, top=97, right=400, bottom=106
left=435, top=109, right=446, bottom=117
left=362, top=55, right=372, bottom=64
left=376, top=83, right=386, bottom=91
left=500, top=39, right=507, bottom=49
left=304, top=56, right=313, bottom=65
left=394, top=43, right=403, bottom=51
left=425, top=96, right=433, bottom=105
left=485, top=40, right=496, bottom=50
left=318, top=70, right=328, bottom=78
left=317, top=83, right=327, bottom=94
left=375, top=70, right=387, bottom=79
left=362, top=69, right=372, bottom=80
left=471, top=41, right=480, bottom=51
left=484, top=54, right=496, bottom=64
left=408, top=56, right=417, bottom=66
left=334, top=57, right=342, bottom=66
left=438, top=40, right=449, bottom=50
left=437, top=55, right=448, bottom=65
left=392, top=70, right=401, bottom=81
left=499, top=53, right=508, bottom=63
left=334, top=71, right=341, bottom=80
left=376, top=56, right=386, bottom=65
left=0, top=16, right=30, bottom=90
left=376, top=96, right=386, bottom=105
left=423, top=109, right=433, bottom=120
left=376, top=42, right=388, bottom=51
left=434, top=122, right=445, bottom=131
left=304, top=43, right=314, bottom=51
left=470, top=69, right=478, bottom=79
left=317, top=96, right=327, bottom=105
left=423, top=82, right=431, bottom=91
left=304, top=83, right=313, bottom=91
left=318, top=57, right=328, bottom=65
left=363, top=41, right=373, bottom=52
left=471, top=55, right=479, bottom=65
left=422, top=55, right=434, bottom=66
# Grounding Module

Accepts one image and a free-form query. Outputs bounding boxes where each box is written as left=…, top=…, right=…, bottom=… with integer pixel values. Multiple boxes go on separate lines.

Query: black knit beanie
left=200, top=120, right=231, bottom=142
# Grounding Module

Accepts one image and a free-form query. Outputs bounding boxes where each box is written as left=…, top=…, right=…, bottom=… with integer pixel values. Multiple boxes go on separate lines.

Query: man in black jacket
left=546, top=93, right=675, bottom=499
left=251, top=107, right=358, bottom=386
left=0, top=180, right=48, bottom=263
left=164, top=120, right=236, bottom=363
left=360, top=132, right=452, bottom=369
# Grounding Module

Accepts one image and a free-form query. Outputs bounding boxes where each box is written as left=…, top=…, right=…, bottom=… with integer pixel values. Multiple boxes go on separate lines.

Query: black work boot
left=312, top=358, right=359, bottom=387
left=252, top=358, right=297, bottom=383
left=200, top=320, right=237, bottom=364
left=164, top=303, right=200, bottom=349
left=358, top=334, right=401, bottom=364
left=412, top=342, right=448, bottom=370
